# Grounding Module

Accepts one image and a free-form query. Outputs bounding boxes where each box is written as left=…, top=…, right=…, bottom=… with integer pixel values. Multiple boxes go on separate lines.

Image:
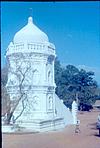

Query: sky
left=1, top=1, right=100, bottom=84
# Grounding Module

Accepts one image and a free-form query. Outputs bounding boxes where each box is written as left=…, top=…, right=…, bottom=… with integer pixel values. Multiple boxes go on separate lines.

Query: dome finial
left=28, top=16, right=33, bottom=24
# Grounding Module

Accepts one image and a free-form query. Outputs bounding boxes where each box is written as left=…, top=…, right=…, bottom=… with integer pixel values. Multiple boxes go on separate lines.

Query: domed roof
left=13, top=17, right=49, bottom=44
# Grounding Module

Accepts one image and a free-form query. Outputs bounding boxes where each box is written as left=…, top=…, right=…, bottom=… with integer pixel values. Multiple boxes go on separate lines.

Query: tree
left=54, top=60, right=98, bottom=110
left=72, top=69, right=98, bottom=110
left=2, top=54, right=33, bottom=125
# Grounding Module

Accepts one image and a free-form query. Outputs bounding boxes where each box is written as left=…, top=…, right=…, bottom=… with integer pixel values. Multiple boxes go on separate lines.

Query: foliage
left=1, top=65, right=8, bottom=86
left=55, top=58, right=98, bottom=110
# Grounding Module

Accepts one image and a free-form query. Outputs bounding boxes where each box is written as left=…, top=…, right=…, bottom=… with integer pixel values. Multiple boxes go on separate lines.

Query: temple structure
left=5, top=16, right=73, bottom=132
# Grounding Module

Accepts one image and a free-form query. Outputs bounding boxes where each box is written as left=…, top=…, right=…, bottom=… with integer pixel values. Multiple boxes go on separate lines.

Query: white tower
left=5, top=17, right=73, bottom=132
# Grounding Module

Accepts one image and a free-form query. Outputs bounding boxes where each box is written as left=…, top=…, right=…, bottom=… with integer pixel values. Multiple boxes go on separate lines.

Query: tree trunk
left=6, top=112, right=13, bottom=124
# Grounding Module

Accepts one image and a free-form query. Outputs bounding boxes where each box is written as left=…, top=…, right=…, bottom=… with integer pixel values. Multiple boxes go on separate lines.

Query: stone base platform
left=2, top=117, right=65, bottom=133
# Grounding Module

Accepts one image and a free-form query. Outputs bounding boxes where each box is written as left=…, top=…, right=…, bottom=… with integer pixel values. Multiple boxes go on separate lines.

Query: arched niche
left=32, top=96, right=40, bottom=110
left=48, top=96, right=53, bottom=110
left=32, top=69, right=40, bottom=84
left=47, top=70, right=53, bottom=85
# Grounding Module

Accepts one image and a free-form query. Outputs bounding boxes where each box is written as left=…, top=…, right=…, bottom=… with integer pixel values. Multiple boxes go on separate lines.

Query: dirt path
left=2, top=109, right=100, bottom=148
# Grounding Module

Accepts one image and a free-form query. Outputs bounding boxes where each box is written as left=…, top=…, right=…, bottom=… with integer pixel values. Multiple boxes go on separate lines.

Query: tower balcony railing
left=6, top=42, right=55, bottom=56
